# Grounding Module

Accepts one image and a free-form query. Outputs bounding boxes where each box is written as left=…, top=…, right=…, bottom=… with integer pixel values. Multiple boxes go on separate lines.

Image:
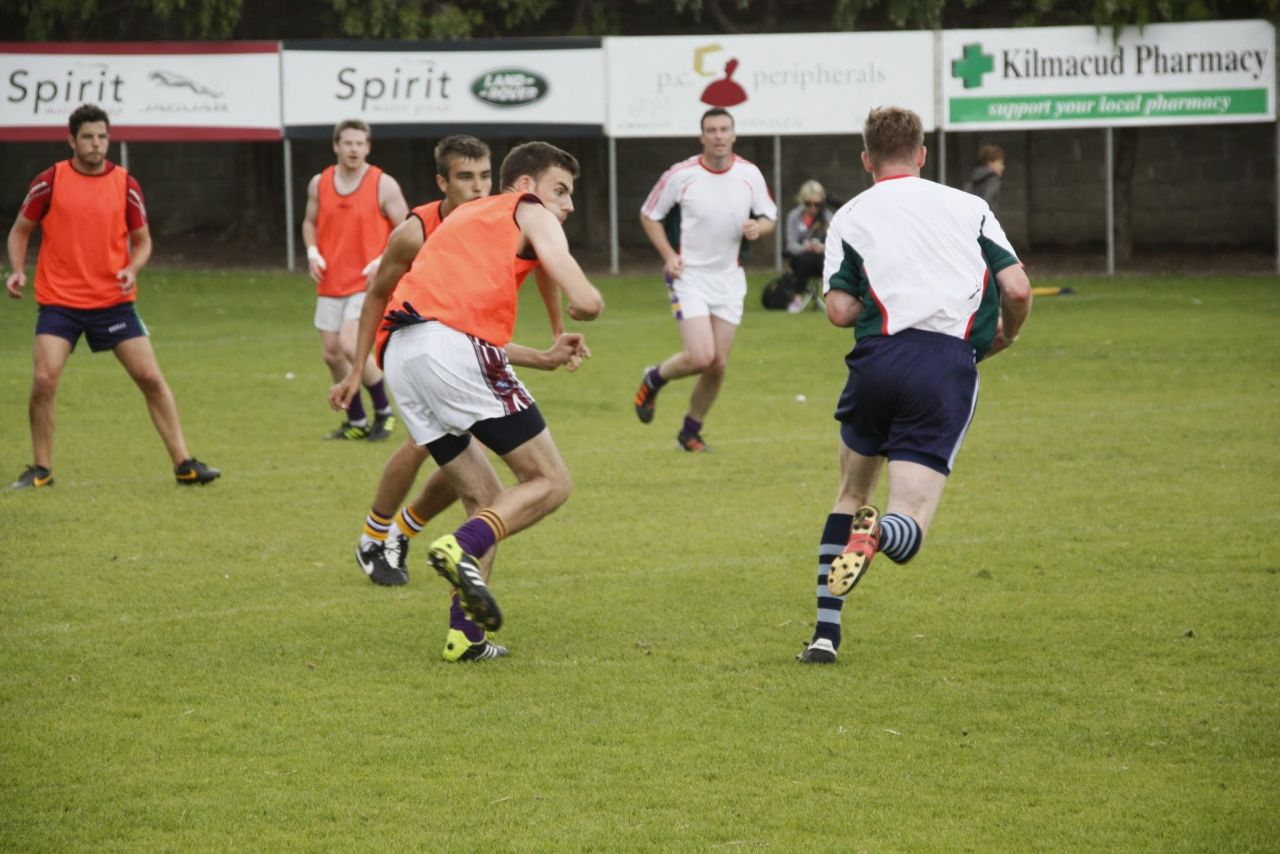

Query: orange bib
left=316, top=164, right=392, bottom=298
left=35, top=160, right=131, bottom=309
left=388, top=192, right=540, bottom=348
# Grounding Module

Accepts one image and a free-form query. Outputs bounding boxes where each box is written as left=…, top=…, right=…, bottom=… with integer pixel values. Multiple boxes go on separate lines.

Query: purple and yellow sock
left=366, top=379, right=391, bottom=415
left=360, top=508, right=393, bottom=549
left=454, top=509, right=506, bottom=558
left=450, top=591, right=485, bottom=642
left=346, top=391, right=368, bottom=426
left=397, top=505, right=427, bottom=539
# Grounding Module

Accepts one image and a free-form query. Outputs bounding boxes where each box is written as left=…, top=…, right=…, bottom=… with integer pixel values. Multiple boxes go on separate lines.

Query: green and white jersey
left=823, top=175, right=1020, bottom=360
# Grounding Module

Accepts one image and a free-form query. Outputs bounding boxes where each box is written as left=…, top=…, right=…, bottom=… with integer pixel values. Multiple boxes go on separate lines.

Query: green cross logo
left=952, top=43, right=994, bottom=90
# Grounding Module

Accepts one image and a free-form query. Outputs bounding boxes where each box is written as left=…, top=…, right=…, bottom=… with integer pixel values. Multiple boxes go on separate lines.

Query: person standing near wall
left=5, top=103, right=220, bottom=490
left=302, top=119, right=409, bottom=441
left=632, top=108, right=777, bottom=452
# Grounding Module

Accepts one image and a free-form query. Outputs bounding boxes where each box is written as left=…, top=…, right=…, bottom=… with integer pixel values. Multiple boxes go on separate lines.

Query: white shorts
left=667, top=267, right=747, bottom=326
left=383, top=322, right=535, bottom=445
left=314, top=292, right=366, bottom=333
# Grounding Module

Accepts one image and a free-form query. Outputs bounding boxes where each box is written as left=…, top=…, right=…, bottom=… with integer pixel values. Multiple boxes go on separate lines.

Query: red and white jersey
left=641, top=155, right=776, bottom=274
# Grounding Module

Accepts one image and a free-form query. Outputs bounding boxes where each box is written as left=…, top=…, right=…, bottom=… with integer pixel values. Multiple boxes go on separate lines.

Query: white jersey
left=641, top=155, right=777, bottom=274
left=823, top=175, right=1019, bottom=341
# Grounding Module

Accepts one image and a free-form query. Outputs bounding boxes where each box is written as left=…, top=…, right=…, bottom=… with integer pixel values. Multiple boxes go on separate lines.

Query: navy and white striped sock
left=814, top=513, right=853, bottom=649
left=879, top=512, right=923, bottom=564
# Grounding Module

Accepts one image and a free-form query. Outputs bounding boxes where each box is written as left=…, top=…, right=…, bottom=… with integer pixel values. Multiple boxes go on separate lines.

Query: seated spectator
left=784, top=180, right=834, bottom=312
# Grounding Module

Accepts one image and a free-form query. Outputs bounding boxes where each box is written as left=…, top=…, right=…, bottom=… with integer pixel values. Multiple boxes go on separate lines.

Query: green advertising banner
left=942, top=21, right=1275, bottom=129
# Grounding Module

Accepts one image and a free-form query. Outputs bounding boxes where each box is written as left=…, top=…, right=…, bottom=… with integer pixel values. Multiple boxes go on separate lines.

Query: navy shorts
left=834, top=329, right=979, bottom=475
left=36, top=303, right=148, bottom=353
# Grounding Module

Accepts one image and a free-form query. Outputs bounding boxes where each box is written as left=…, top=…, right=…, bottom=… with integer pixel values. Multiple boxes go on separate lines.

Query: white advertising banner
left=281, top=42, right=605, bottom=136
left=0, top=42, right=282, bottom=140
left=943, top=20, right=1275, bottom=129
left=605, top=32, right=936, bottom=137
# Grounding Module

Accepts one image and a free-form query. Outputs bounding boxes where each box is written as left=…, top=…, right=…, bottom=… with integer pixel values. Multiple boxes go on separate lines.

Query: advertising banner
left=605, top=32, right=935, bottom=137
left=281, top=40, right=605, bottom=138
left=0, top=42, right=282, bottom=141
left=943, top=20, right=1275, bottom=129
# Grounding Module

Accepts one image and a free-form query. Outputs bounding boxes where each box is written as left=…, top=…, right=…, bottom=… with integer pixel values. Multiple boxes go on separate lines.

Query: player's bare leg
left=28, top=334, right=73, bottom=471
left=114, top=336, right=191, bottom=466
left=686, top=315, right=738, bottom=422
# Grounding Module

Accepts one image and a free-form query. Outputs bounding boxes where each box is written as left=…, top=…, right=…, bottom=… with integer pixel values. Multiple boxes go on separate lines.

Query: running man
left=331, top=141, right=601, bottom=658
left=5, top=103, right=220, bottom=489
left=633, top=107, right=776, bottom=451
left=798, top=106, right=1032, bottom=664
left=302, top=119, right=408, bottom=441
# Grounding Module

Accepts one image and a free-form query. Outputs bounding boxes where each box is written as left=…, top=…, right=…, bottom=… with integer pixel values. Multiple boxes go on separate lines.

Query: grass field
left=1, top=269, right=1277, bottom=851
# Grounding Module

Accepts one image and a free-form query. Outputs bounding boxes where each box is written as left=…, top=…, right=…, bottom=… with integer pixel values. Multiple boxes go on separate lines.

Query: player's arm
left=5, top=214, right=37, bottom=299
left=301, top=174, right=325, bottom=282
left=116, top=225, right=152, bottom=295
left=506, top=332, right=590, bottom=372
left=328, top=217, right=423, bottom=412
left=742, top=214, right=776, bottom=241
left=640, top=215, right=683, bottom=279
left=517, top=202, right=603, bottom=321
left=825, top=290, right=863, bottom=328
left=986, top=265, right=1032, bottom=358
left=533, top=267, right=564, bottom=338
left=361, top=174, right=412, bottom=284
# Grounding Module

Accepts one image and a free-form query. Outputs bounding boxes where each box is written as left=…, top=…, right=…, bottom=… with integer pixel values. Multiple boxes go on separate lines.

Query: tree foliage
left=1, top=0, right=1275, bottom=40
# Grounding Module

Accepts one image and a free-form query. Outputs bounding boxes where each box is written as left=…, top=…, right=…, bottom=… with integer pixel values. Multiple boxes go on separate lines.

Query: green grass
left=1, top=269, right=1277, bottom=851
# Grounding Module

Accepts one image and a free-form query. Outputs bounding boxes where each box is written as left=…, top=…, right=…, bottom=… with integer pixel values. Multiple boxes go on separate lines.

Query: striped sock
left=879, top=512, right=923, bottom=564
left=398, top=505, right=427, bottom=539
left=814, top=513, right=853, bottom=649
left=360, top=508, right=393, bottom=550
left=455, top=508, right=506, bottom=558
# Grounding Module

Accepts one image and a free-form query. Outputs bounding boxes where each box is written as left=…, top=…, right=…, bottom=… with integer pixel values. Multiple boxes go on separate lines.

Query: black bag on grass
left=761, top=273, right=797, bottom=310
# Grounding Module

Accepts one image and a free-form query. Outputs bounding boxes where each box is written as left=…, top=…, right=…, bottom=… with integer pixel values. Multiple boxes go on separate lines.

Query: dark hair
left=700, top=108, right=734, bottom=131
left=977, top=143, right=1005, bottom=164
left=332, top=118, right=371, bottom=144
left=68, top=104, right=109, bottom=137
left=862, top=106, right=924, bottom=168
left=499, top=141, right=579, bottom=191
left=434, top=135, right=491, bottom=179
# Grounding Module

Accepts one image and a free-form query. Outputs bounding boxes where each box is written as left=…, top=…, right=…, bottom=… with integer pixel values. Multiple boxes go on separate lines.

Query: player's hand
left=116, top=268, right=137, bottom=295
left=328, top=371, right=361, bottom=411
left=663, top=254, right=684, bottom=280
left=742, top=219, right=762, bottom=241
left=985, top=320, right=1016, bottom=359
left=307, top=246, right=327, bottom=283
left=5, top=270, right=25, bottom=299
left=543, top=332, right=588, bottom=370
left=361, top=255, right=381, bottom=286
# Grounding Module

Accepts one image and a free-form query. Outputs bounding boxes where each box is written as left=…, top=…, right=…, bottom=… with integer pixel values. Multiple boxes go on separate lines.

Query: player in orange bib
left=302, top=119, right=408, bottom=441
left=330, top=141, right=602, bottom=651
left=5, top=103, right=220, bottom=490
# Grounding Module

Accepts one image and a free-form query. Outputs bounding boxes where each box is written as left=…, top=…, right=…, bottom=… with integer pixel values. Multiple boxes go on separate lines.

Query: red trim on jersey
left=2, top=126, right=280, bottom=142
left=641, top=157, right=699, bottom=217
left=864, top=265, right=890, bottom=336
left=0, top=41, right=278, bottom=54
left=875, top=174, right=916, bottom=183
left=698, top=156, right=733, bottom=175
left=962, top=268, right=991, bottom=340
left=19, top=162, right=145, bottom=229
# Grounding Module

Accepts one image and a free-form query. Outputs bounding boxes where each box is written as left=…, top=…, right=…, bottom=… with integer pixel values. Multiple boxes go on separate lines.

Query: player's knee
left=686, top=348, right=715, bottom=372
left=31, top=366, right=62, bottom=397
left=131, top=370, right=168, bottom=398
left=544, top=467, right=573, bottom=511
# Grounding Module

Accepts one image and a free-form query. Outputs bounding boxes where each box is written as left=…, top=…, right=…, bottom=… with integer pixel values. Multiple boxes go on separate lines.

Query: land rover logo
left=471, top=69, right=547, bottom=107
